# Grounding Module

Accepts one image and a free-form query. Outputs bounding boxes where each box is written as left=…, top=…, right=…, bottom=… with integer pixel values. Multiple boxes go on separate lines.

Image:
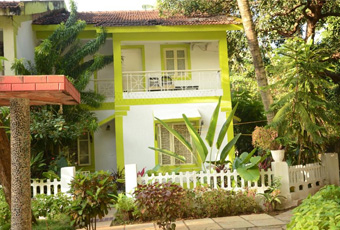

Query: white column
left=60, top=166, right=76, bottom=194
left=322, top=153, right=339, bottom=186
left=125, top=164, right=137, bottom=197
left=271, top=161, right=292, bottom=206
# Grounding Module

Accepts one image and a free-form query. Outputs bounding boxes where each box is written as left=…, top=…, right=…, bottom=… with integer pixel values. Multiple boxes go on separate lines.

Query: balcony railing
left=122, top=69, right=221, bottom=93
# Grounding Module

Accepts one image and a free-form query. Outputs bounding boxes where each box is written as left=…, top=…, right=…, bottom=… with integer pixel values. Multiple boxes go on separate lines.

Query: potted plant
left=252, top=126, right=285, bottom=162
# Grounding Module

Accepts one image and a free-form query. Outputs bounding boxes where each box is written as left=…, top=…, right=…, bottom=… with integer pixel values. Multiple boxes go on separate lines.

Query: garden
left=1, top=0, right=340, bottom=229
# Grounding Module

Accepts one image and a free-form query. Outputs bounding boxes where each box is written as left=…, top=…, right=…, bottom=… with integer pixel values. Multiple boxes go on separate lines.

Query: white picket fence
left=288, top=163, right=327, bottom=200
left=137, top=169, right=274, bottom=193
left=31, top=179, right=61, bottom=197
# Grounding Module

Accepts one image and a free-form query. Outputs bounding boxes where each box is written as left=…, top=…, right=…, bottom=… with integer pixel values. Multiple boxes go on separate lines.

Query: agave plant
left=149, top=97, right=241, bottom=172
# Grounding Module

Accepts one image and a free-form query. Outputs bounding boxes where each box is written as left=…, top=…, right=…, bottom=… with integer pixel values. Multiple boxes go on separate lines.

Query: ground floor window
left=68, top=132, right=92, bottom=166
left=157, top=122, right=196, bottom=166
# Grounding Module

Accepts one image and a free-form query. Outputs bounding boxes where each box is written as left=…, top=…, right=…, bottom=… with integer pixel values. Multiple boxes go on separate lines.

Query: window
left=157, top=122, right=195, bottom=166
left=77, top=132, right=91, bottom=166
left=161, top=45, right=191, bottom=78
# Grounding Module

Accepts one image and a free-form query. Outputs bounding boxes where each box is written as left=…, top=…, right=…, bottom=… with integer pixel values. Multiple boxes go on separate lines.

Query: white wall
left=123, top=102, right=229, bottom=172
left=16, top=20, right=36, bottom=63
left=94, top=119, right=117, bottom=172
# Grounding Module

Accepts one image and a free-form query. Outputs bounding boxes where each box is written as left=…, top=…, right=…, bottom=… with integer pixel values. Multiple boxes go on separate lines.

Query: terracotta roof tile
left=33, top=10, right=240, bottom=27
left=0, top=1, right=20, bottom=9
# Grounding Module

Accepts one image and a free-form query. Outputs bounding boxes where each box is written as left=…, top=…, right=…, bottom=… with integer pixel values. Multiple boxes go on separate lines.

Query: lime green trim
left=160, top=44, right=191, bottom=80
left=115, top=116, right=125, bottom=170
left=219, top=37, right=231, bottom=104
left=32, top=24, right=97, bottom=31
left=115, top=97, right=232, bottom=107
left=94, top=71, right=98, bottom=93
left=35, top=30, right=109, bottom=40
left=85, top=102, right=115, bottom=111
left=115, top=31, right=225, bottom=42
left=154, top=117, right=201, bottom=123
left=113, top=36, right=123, bottom=102
left=98, top=114, right=116, bottom=126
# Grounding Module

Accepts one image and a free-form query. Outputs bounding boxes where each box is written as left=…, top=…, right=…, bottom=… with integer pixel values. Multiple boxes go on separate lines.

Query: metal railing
left=122, top=69, right=221, bottom=93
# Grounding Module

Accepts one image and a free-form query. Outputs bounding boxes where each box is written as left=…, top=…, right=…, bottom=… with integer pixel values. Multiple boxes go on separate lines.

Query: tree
left=269, top=38, right=340, bottom=164
left=0, top=0, right=113, bottom=212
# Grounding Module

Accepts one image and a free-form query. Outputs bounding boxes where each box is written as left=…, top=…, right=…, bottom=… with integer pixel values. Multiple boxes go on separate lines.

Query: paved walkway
left=94, top=210, right=293, bottom=230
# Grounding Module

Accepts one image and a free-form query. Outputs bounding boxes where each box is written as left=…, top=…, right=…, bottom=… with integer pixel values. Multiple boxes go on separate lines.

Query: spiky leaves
left=150, top=97, right=240, bottom=171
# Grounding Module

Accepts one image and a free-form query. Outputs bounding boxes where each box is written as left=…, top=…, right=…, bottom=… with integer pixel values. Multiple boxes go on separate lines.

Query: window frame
left=77, top=132, right=92, bottom=166
left=160, top=44, right=192, bottom=79
left=154, top=118, right=201, bottom=168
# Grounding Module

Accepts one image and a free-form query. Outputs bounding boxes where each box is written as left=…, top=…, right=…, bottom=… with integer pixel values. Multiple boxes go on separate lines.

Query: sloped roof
left=33, top=10, right=241, bottom=27
left=0, top=1, right=20, bottom=9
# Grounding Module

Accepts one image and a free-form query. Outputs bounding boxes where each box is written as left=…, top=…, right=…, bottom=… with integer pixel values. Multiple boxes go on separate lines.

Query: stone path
left=93, top=210, right=293, bottom=230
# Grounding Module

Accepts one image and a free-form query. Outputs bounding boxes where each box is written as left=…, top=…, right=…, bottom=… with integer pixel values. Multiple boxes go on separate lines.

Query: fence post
left=322, top=153, right=339, bottom=186
left=271, top=161, right=292, bottom=207
left=60, top=166, right=76, bottom=194
left=125, top=164, right=137, bottom=197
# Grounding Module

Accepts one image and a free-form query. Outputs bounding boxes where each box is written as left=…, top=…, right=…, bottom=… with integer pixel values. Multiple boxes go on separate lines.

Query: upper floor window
left=161, top=45, right=191, bottom=77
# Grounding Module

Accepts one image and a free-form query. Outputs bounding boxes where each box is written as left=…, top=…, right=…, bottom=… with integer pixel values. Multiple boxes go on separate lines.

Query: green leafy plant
left=69, top=170, right=116, bottom=230
left=31, top=193, right=72, bottom=219
left=30, top=151, right=47, bottom=179
left=0, top=189, right=10, bottom=227
left=287, top=185, right=340, bottom=229
left=149, top=97, right=241, bottom=171
left=134, top=182, right=186, bottom=230
left=269, top=37, right=340, bottom=165
left=232, top=149, right=269, bottom=181
left=257, top=178, right=285, bottom=212
left=113, top=194, right=137, bottom=224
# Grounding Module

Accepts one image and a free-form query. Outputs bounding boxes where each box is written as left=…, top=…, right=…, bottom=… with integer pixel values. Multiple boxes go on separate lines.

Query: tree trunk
left=237, top=0, right=275, bottom=123
left=10, top=98, right=31, bottom=230
left=0, top=122, right=11, bottom=208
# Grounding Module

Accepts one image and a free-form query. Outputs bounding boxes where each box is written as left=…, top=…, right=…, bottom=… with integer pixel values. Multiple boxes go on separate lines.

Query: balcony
left=122, top=69, right=222, bottom=99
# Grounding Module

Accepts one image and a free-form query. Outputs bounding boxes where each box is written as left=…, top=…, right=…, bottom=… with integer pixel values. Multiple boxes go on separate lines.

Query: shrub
left=113, top=194, right=138, bottom=224
left=185, top=186, right=260, bottom=218
left=287, top=185, right=340, bottom=229
left=33, top=214, right=74, bottom=230
left=0, top=189, right=10, bottom=227
left=134, top=182, right=186, bottom=230
left=69, top=170, right=116, bottom=230
left=31, top=193, right=72, bottom=219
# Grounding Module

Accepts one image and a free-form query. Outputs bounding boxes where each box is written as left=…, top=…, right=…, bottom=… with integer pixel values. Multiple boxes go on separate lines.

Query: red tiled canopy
left=0, top=75, right=80, bottom=105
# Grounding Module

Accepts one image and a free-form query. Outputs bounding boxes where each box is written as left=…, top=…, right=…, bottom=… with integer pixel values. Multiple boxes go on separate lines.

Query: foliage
left=150, top=97, right=241, bottom=171
left=257, top=177, right=285, bottom=212
left=157, top=0, right=235, bottom=17
left=231, top=76, right=266, bottom=153
left=134, top=182, right=186, bottom=230
left=10, top=0, right=112, bottom=168
left=0, top=56, right=7, bottom=72
left=269, top=38, right=340, bottom=164
left=287, top=185, right=340, bottom=229
left=69, top=170, right=116, bottom=230
left=0, top=189, right=10, bottom=227
left=184, top=187, right=260, bottom=218
left=30, top=152, right=47, bottom=179
left=32, top=214, right=74, bottom=230
left=31, top=193, right=72, bottom=219
left=252, top=126, right=282, bottom=151
left=111, top=167, right=125, bottom=191
left=113, top=194, right=138, bottom=224
left=232, top=149, right=269, bottom=182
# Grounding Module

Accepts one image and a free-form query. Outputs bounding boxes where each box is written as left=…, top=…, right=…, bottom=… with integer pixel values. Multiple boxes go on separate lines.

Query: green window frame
left=160, top=44, right=191, bottom=79
left=77, top=132, right=92, bottom=166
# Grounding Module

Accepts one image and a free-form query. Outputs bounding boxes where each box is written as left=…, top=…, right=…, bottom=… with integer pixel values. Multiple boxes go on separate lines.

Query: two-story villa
left=5, top=5, right=242, bottom=173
